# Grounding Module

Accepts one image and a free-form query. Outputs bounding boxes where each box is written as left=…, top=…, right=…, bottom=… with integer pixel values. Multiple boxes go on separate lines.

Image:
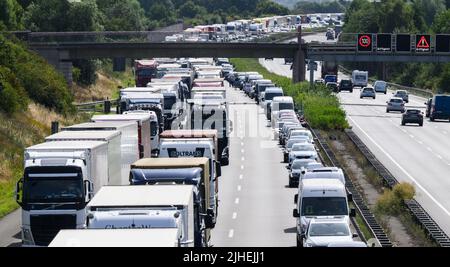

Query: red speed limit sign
left=358, top=34, right=373, bottom=51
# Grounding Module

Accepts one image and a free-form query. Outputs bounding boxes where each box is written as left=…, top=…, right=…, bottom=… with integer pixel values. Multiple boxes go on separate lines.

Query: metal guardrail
left=309, top=128, right=392, bottom=247
left=340, top=103, right=426, bottom=109
left=345, top=129, right=450, bottom=247
left=74, top=99, right=117, bottom=113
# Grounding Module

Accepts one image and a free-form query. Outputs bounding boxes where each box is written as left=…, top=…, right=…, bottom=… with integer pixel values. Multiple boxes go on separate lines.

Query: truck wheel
left=419, top=122, right=423, bottom=126
left=297, top=235, right=303, bottom=247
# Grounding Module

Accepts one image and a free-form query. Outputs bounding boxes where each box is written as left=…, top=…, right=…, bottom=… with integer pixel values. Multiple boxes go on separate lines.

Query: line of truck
left=15, top=57, right=234, bottom=247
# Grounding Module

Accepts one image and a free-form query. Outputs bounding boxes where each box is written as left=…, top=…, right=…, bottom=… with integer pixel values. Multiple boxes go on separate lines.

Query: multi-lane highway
left=211, top=85, right=297, bottom=247
left=260, top=39, right=450, bottom=237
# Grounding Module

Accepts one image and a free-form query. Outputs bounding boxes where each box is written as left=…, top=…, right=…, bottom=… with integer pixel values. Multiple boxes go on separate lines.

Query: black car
left=402, top=109, right=424, bottom=126
left=339, top=79, right=353, bottom=92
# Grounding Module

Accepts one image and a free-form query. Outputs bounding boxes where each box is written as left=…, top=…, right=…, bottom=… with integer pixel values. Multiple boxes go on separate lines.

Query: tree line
left=343, top=0, right=450, bottom=92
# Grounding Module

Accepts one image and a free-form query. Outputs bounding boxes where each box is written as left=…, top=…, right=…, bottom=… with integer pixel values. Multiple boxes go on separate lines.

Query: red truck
left=134, top=59, right=158, bottom=87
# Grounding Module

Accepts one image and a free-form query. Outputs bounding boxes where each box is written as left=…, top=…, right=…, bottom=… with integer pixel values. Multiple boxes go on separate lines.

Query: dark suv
left=339, top=79, right=353, bottom=92
left=402, top=109, right=423, bottom=126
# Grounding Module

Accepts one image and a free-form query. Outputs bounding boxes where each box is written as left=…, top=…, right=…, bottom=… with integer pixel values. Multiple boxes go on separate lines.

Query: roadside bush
left=375, top=183, right=416, bottom=216
left=0, top=66, right=28, bottom=114
left=0, top=34, right=75, bottom=114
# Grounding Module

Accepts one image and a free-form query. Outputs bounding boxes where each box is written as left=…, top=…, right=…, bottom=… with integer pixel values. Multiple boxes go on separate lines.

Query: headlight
left=305, top=242, right=313, bottom=247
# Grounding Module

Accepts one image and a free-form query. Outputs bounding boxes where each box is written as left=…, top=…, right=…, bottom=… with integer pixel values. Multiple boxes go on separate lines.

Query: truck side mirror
left=215, top=161, right=222, bottom=177
left=350, top=208, right=356, bottom=217
left=347, top=192, right=353, bottom=202
left=293, top=209, right=299, bottom=218
left=84, top=180, right=93, bottom=201
left=294, top=194, right=298, bottom=204
left=16, top=178, right=23, bottom=206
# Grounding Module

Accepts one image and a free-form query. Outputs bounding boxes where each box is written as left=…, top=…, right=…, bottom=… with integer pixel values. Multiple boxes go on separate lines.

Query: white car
left=302, top=218, right=358, bottom=247
left=288, top=143, right=318, bottom=166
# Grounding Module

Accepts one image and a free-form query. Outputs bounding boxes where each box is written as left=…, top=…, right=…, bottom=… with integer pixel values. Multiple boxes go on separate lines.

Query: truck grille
left=30, top=214, right=76, bottom=246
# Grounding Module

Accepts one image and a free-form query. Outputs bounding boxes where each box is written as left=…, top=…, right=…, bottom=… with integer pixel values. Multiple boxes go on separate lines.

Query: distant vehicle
left=428, top=95, right=450, bottom=121
left=321, top=61, right=338, bottom=80
left=326, top=31, right=335, bottom=40
left=402, top=109, right=423, bottom=126
left=287, top=158, right=317, bottom=188
left=314, top=79, right=325, bottom=85
left=324, top=75, right=337, bottom=84
left=302, top=167, right=345, bottom=186
left=338, top=79, right=353, bottom=92
left=302, top=218, right=358, bottom=247
left=326, top=82, right=338, bottom=93
left=374, top=80, right=387, bottom=94
left=360, top=87, right=376, bottom=99
left=263, top=87, right=284, bottom=120
left=288, top=143, right=318, bottom=167
left=134, top=60, right=158, bottom=87
left=352, top=70, right=368, bottom=89
left=283, top=138, right=309, bottom=163
left=386, top=97, right=405, bottom=113
left=393, top=90, right=409, bottom=103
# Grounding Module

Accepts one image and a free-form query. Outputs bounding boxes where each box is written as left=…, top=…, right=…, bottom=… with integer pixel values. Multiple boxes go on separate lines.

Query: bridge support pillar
left=32, top=48, right=73, bottom=86
left=292, top=26, right=306, bottom=83
left=377, top=62, right=387, bottom=81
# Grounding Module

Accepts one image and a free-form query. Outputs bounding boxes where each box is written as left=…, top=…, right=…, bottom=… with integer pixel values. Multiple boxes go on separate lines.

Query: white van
left=293, top=179, right=355, bottom=247
left=351, top=70, right=368, bottom=89
left=302, top=167, right=346, bottom=186
left=270, top=96, right=295, bottom=127
left=263, top=87, right=284, bottom=119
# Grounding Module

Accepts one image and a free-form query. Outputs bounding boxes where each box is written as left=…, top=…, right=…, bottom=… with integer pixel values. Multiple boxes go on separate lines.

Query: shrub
left=375, top=182, right=416, bottom=216
left=0, top=66, right=28, bottom=114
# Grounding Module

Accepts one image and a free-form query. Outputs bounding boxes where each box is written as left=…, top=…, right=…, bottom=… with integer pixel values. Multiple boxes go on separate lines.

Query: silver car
left=360, top=87, right=376, bottom=99
left=302, top=218, right=358, bottom=247
left=393, top=90, right=409, bottom=103
left=386, top=97, right=405, bottom=113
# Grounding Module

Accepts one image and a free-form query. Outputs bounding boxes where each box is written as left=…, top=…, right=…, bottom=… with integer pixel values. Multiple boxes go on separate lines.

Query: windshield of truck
left=265, top=92, right=283, bottom=101
left=276, top=102, right=294, bottom=110
left=23, top=173, right=83, bottom=203
left=164, top=96, right=176, bottom=110
left=136, top=68, right=155, bottom=77
left=309, top=222, right=350, bottom=237
left=355, top=74, right=366, bottom=80
left=301, top=197, right=348, bottom=216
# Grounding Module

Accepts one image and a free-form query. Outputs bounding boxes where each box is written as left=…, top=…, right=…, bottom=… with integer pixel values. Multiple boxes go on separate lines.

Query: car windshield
left=390, top=99, right=403, bottom=103
left=265, top=92, right=283, bottom=101
left=291, top=131, right=309, bottom=137
left=341, top=80, right=351, bottom=85
left=396, top=91, right=406, bottom=95
left=407, top=110, right=420, bottom=114
left=292, top=144, right=315, bottom=152
left=375, top=82, right=386, bottom=89
left=292, top=160, right=314, bottom=169
left=309, top=223, right=350, bottom=237
left=363, top=88, right=373, bottom=92
left=288, top=139, right=306, bottom=148
left=301, top=197, right=348, bottom=216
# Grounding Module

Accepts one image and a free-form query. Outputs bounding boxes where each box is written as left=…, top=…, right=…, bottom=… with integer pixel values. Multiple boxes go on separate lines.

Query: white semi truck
left=61, top=121, right=140, bottom=182
left=85, top=185, right=200, bottom=247
left=44, top=130, right=125, bottom=185
left=91, top=113, right=152, bottom=158
left=16, top=141, right=115, bottom=246
left=49, top=228, right=180, bottom=247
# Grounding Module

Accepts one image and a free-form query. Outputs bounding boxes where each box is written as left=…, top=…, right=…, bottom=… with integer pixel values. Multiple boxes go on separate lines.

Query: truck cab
left=134, top=59, right=158, bottom=87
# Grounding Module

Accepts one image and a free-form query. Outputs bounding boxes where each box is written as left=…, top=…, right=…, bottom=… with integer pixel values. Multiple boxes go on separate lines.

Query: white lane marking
left=348, top=116, right=450, bottom=218
left=409, top=134, right=414, bottom=138
left=401, top=129, right=407, bottom=133
left=241, top=165, right=244, bottom=170
left=241, top=149, right=245, bottom=153
left=237, top=185, right=242, bottom=191
left=232, top=212, right=237, bottom=219
left=241, top=142, right=244, bottom=146
left=417, top=140, right=423, bottom=145
left=235, top=198, right=240, bottom=204
left=436, top=154, right=443, bottom=160
left=228, top=229, right=234, bottom=238
left=239, top=174, right=243, bottom=180
left=241, top=156, right=245, bottom=161
left=427, top=147, right=432, bottom=152
left=443, top=131, right=448, bottom=135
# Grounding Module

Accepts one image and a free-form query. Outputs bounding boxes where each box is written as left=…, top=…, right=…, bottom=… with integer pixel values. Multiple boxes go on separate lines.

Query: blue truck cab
left=430, top=95, right=450, bottom=122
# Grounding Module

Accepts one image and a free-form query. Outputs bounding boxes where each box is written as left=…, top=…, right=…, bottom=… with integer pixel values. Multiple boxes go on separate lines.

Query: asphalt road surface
left=260, top=49, right=450, bottom=237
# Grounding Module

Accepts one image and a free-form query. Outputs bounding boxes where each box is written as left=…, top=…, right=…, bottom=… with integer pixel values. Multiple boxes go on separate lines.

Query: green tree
left=147, top=2, right=176, bottom=26
left=256, top=0, right=289, bottom=16
left=0, top=0, right=25, bottom=30
left=97, top=0, right=148, bottom=31
left=433, top=9, right=450, bottom=33
left=178, top=1, right=207, bottom=19
left=24, top=0, right=71, bottom=31
left=67, top=0, right=103, bottom=32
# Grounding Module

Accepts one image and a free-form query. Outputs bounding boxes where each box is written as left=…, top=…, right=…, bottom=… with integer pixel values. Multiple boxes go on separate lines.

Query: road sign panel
left=377, top=34, right=391, bottom=52
left=396, top=34, right=411, bottom=52
left=436, top=35, right=450, bottom=53
left=357, top=34, right=372, bottom=52
left=416, top=35, right=431, bottom=52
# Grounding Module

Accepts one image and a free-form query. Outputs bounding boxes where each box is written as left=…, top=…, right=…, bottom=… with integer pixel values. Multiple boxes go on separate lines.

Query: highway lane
left=260, top=55, right=450, bottom=237
left=211, top=84, right=297, bottom=247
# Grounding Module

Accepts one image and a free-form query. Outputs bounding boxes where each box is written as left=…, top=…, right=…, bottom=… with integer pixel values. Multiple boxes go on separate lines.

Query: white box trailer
left=49, top=228, right=179, bottom=247
left=44, top=130, right=124, bottom=185
left=61, top=121, right=139, bottom=183
left=16, top=141, right=110, bottom=246
left=91, top=114, right=152, bottom=158
left=87, top=185, right=198, bottom=247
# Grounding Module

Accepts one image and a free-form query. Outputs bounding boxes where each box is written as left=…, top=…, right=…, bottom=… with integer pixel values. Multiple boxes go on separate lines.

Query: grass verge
left=230, top=58, right=348, bottom=131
